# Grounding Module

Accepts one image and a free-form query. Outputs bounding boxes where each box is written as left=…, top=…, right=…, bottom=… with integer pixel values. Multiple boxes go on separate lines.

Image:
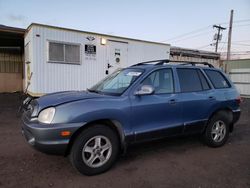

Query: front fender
left=52, top=98, right=132, bottom=136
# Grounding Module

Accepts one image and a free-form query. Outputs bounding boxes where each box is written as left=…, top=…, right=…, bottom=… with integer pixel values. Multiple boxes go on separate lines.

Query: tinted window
left=204, top=70, right=230, bottom=89
left=177, top=69, right=202, bottom=92
left=142, top=69, right=174, bottom=94
left=198, top=70, right=210, bottom=90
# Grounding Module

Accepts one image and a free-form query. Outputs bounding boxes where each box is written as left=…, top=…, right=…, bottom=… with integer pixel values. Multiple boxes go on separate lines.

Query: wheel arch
left=206, top=107, right=234, bottom=132
left=65, top=119, right=126, bottom=156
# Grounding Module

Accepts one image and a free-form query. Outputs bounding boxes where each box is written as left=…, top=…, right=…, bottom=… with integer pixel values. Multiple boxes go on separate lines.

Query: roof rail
left=167, top=60, right=214, bottom=68
left=131, top=59, right=169, bottom=66
left=131, top=59, right=214, bottom=68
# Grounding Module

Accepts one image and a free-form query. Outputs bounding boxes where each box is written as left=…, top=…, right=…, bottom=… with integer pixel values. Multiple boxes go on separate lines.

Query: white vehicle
left=24, top=23, right=170, bottom=96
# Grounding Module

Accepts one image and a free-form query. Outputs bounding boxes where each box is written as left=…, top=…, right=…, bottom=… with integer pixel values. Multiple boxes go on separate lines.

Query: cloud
left=8, top=14, right=26, bottom=21
left=7, top=14, right=28, bottom=26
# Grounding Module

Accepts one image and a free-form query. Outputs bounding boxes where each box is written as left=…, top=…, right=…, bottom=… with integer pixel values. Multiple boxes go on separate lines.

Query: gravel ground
left=0, top=93, right=249, bottom=188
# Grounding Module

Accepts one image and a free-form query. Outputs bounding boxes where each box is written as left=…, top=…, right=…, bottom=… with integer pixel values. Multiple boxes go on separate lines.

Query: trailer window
left=48, top=42, right=80, bottom=64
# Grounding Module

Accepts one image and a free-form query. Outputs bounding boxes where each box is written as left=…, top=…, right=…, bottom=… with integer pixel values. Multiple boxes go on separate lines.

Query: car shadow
left=119, top=134, right=204, bottom=164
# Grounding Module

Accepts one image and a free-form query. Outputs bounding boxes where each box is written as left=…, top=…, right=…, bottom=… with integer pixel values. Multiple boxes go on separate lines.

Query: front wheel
left=69, top=125, right=120, bottom=175
left=203, top=112, right=230, bottom=147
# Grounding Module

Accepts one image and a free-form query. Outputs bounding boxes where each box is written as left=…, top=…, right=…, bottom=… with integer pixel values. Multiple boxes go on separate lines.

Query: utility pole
left=213, top=25, right=226, bottom=52
left=227, top=10, right=234, bottom=60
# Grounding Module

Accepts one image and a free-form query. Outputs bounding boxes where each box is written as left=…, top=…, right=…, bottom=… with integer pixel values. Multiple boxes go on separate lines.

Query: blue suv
left=21, top=60, right=241, bottom=175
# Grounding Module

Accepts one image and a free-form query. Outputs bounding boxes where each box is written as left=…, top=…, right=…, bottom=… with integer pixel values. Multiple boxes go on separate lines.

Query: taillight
left=236, top=96, right=243, bottom=105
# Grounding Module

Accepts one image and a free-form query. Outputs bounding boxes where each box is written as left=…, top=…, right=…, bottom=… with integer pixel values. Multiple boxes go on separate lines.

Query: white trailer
left=24, top=23, right=170, bottom=96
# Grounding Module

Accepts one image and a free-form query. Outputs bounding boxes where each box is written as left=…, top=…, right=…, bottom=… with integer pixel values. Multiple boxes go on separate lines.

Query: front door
left=130, top=68, right=183, bottom=142
left=107, top=41, right=128, bottom=74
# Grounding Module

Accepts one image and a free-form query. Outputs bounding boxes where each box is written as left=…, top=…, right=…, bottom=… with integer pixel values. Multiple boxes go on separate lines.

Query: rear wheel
left=69, top=125, right=119, bottom=175
left=203, top=112, right=230, bottom=147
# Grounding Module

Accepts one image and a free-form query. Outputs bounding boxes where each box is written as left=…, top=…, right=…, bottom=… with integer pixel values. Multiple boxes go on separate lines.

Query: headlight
left=38, top=107, right=55, bottom=124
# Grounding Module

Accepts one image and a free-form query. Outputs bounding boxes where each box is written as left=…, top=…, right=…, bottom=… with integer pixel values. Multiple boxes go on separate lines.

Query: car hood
left=35, top=90, right=107, bottom=111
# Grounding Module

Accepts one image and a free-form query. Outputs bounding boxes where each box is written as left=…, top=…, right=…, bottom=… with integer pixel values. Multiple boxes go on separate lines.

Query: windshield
left=89, top=68, right=144, bottom=95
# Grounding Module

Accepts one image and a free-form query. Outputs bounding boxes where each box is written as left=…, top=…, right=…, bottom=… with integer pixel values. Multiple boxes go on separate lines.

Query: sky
left=0, top=0, right=250, bottom=54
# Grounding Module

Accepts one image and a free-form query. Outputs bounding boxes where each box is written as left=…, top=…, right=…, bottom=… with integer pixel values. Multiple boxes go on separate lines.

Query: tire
left=203, top=111, right=230, bottom=147
left=69, top=124, right=120, bottom=175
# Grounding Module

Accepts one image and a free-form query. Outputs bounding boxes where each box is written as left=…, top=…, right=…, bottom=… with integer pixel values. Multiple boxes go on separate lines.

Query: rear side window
left=177, top=68, right=202, bottom=92
left=204, top=70, right=230, bottom=89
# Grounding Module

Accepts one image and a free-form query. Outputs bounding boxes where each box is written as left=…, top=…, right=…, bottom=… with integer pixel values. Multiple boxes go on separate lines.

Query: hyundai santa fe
left=21, top=60, right=241, bottom=175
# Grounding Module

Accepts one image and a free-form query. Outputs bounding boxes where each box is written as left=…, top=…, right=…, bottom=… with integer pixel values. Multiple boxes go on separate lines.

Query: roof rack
left=131, top=59, right=169, bottom=66
left=131, top=59, right=214, bottom=68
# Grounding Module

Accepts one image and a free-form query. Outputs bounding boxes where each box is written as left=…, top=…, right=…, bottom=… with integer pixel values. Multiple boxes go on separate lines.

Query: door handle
left=169, top=99, right=176, bottom=104
left=208, top=96, right=216, bottom=100
left=107, top=63, right=113, bottom=69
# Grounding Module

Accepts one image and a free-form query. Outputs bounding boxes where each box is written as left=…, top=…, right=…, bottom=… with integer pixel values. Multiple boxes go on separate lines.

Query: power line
left=171, top=30, right=214, bottom=43
left=233, top=23, right=250, bottom=28
left=230, top=43, right=250, bottom=47
left=232, top=40, right=250, bottom=42
left=195, top=41, right=250, bottom=51
left=230, top=54, right=250, bottom=55
left=219, top=42, right=250, bottom=46
left=219, top=36, right=228, bottom=52
left=220, top=50, right=250, bottom=53
left=196, top=44, right=213, bottom=49
left=161, top=19, right=250, bottom=43
left=217, top=19, right=250, bottom=25
left=161, top=26, right=211, bottom=42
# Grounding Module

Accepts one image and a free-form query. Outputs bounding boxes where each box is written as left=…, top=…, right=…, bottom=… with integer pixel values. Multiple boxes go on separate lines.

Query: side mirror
left=135, top=85, right=155, bottom=96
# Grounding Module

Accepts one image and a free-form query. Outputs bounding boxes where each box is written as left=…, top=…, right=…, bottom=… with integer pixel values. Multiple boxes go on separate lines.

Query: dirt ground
left=0, top=93, right=249, bottom=188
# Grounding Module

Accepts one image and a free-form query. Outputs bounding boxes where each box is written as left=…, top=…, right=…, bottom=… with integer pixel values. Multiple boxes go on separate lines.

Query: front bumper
left=21, top=113, right=83, bottom=155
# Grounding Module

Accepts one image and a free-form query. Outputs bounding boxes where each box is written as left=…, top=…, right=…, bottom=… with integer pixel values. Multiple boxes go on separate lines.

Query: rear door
left=176, top=68, right=217, bottom=133
left=130, top=68, right=183, bottom=141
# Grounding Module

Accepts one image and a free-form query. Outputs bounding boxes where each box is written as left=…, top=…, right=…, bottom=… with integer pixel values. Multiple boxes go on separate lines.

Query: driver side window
left=142, top=69, right=174, bottom=94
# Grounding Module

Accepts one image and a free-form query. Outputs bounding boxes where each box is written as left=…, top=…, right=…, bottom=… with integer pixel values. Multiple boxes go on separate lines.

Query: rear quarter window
left=204, top=70, right=231, bottom=89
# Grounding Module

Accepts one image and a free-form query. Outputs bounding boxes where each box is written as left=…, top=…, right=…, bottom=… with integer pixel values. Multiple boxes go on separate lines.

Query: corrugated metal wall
left=0, top=49, right=23, bottom=92
left=224, top=59, right=250, bottom=97
left=0, top=49, right=22, bottom=73
left=25, top=25, right=170, bottom=95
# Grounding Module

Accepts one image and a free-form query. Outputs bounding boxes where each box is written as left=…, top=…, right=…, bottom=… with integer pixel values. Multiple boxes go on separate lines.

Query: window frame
left=197, top=69, right=211, bottom=91
left=47, top=40, right=82, bottom=65
left=91, top=68, right=145, bottom=96
left=139, top=68, right=175, bottom=95
left=204, top=69, right=231, bottom=89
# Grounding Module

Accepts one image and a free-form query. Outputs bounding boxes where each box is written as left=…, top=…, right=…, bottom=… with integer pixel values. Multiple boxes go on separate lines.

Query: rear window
left=177, top=68, right=202, bottom=92
left=204, top=70, right=230, bottom=89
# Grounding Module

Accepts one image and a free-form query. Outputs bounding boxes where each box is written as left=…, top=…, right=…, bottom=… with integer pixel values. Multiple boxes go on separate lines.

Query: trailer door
left=107, top=40, right=128, bottom=74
